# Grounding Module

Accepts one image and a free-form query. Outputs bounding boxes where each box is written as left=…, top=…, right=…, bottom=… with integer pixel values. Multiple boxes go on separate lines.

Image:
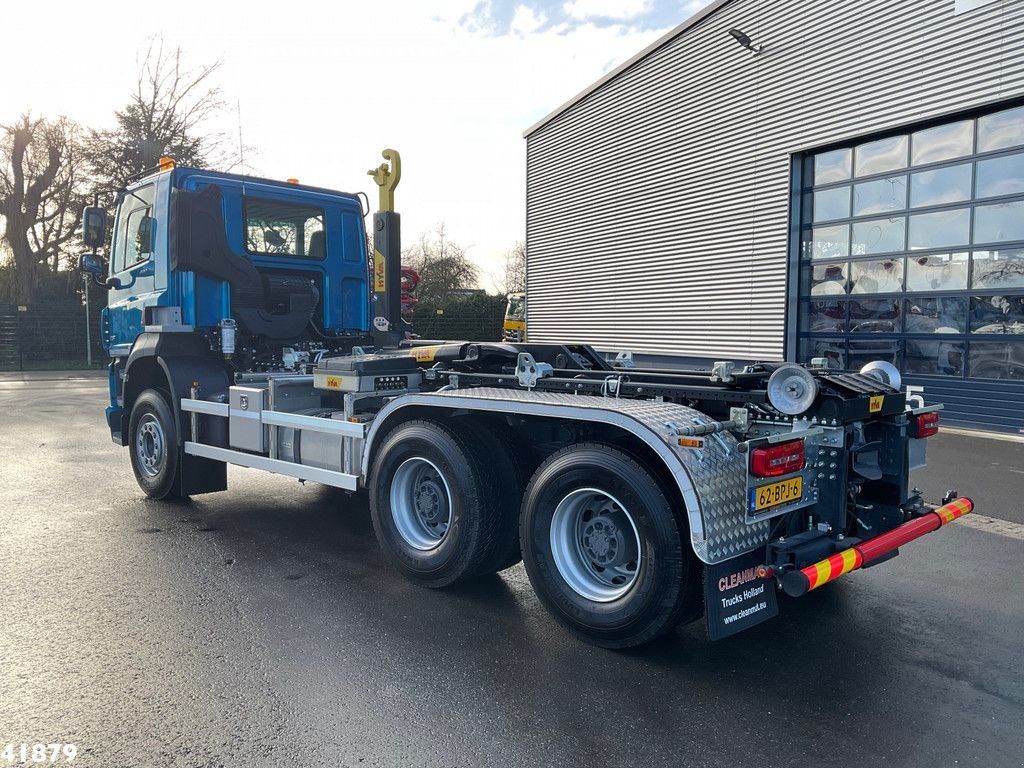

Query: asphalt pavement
left=1, top=376, right=1022, bottom=768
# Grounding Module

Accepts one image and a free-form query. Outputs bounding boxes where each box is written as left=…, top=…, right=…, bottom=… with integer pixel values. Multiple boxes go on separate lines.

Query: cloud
left=563, top=0, right=652, bottom=21
left=510, top=5, right=547, bottom=35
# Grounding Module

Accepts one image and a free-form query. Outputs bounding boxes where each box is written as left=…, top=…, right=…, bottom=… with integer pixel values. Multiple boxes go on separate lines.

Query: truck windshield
left=506, top=297, right=525, bottom=321
left=243, top=197, right=325, bottom=259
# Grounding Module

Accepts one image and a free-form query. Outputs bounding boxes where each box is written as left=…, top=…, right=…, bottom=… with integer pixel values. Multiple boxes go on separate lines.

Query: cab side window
left=111, top=185, right=156, bottom=273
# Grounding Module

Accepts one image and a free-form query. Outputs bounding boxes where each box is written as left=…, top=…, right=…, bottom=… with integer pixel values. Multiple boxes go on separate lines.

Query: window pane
left=112, top=185, right=154, bottom=273
left=805, top=262, right=849, bottom=295
left=853, top=176, right=907, bottom=216
left=910, top=163, right=972, bottom=208
left=855, top=135, right=908, bottom=177
left=905, top=296, right=968, bottom=333
left=852, top=217, right=906, bottom=255
left=850, top=298, right=901, bottom=332
left=904, top=340, right=965, bottom=376
left=906, top=252, right=969, bottom=291
left=976, top=151, right=1024, bottom=198
left=969, top=342, right=1024, bottom=380
left=908, top=208, right=970, bottom=249
left=850, top=258, right=904, bottom=293
left=972, top=248, right=1024, bottom=289
left=971, top=294, right=1024, bottom=334
left=812, top=185, right=851, bottom=222
left=800, top=338, right=847, bottom=370
left=804, top=224, right=849, bottom=259
left=244, top=198, right=325, bottom=258
left=124, top=209, right=150, bottom=266
left=911, top=120, right=973, bottom=165
left=814, top=148, right=852, bottom=184
left=974, top=200, right=1024, bottom=244
left=848, top=339, right=899, bottom=369
left=977, top=105, right=1024, bottom=153
left=802, top=299, right=847, bottom=333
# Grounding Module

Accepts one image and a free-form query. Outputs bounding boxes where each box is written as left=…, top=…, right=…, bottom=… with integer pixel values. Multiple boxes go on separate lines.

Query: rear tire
left=128, top=388, right=183, bottom=500
left=369, top=420, right=504, bottom=588
left=520, top=443, right=698, bottom=648
left=451, top=421, right=523, bottom=574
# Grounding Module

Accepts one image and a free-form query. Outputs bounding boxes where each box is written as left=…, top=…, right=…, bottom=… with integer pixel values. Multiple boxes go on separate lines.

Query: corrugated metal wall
left=525, top=0, right=1024, bottom=359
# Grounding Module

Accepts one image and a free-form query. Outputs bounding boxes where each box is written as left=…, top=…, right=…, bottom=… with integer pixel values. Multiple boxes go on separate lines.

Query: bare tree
left=88, top=39, right=226, bottom=190
left=500, top=240, right=526, bottom=295
left=0, top=115, right=87, bottom=304
left=403, top=224, right=480, bottom=303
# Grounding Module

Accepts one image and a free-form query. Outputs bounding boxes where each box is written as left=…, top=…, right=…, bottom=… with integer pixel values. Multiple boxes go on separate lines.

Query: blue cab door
left=105, top=182, right=162, bottom=354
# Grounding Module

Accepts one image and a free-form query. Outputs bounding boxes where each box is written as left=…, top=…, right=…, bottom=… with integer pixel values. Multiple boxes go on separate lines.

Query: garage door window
left=798, top=103, right=1024, bottom=382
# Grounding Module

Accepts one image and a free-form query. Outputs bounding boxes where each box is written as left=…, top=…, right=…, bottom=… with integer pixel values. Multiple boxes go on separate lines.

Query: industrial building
left=524, top=0, right=1024, bottom=432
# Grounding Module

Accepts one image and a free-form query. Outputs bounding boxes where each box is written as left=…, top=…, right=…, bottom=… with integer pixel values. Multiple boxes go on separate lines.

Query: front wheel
left=128, top=389, right=183, bottom=500
left=369, top=420, right=505, bottom=588
left=520, top=444, right=698, bottom=648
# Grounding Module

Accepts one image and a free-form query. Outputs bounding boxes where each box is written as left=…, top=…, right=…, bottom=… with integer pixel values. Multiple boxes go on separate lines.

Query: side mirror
left=82, top=206, right=107, bottom=248
left=78, top=252, right=104, bottom=275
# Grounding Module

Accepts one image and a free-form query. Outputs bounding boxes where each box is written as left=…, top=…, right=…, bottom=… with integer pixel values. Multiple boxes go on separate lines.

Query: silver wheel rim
left=390, top=457, right=453, bottom=551
left=550, top=487, right=642, bottom=602
left=135, top=413, right=166, bottom=478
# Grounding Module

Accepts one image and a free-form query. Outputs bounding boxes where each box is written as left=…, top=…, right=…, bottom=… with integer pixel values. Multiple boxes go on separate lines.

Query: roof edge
left=523, top=0, right=736, bottom=138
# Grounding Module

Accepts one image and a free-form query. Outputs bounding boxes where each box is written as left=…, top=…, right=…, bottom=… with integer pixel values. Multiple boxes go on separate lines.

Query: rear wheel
left=369, top=420, right=504, bottom=588
left=520, top=444, right=698, bottom=648
left=128, top=388, right=183, bottom=500
left=451, top=421, right=523, bottom=574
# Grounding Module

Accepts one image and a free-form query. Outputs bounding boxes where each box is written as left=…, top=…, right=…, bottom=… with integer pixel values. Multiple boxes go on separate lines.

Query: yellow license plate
left=750, top=476, right=803, bottom=512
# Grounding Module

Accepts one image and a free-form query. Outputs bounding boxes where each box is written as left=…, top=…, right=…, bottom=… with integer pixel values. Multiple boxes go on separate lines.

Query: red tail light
left=914, top=411, right=940, bottom=438
left=751, top=440, right=805, bottom=478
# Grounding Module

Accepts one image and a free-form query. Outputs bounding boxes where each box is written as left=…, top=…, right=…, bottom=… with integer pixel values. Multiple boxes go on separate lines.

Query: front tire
left=369, top=420, right=504, bottom=588
left=520, top=444, right=698, bottom=648
left=128, top=388, right=183, bottom=500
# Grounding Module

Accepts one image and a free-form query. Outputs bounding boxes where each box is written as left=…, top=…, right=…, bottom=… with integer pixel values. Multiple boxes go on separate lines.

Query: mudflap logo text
left=718, top=566, right=759, bottom=593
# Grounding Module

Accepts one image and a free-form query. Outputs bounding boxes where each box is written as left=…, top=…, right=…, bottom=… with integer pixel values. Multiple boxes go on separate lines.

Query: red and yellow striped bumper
left=781, top=497, right=974, bottom=597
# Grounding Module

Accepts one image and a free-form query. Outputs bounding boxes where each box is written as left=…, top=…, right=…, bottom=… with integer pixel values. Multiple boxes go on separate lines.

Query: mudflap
left=704, top=550, right=779, bottom=641
left=179, top=452, right=227, bottom=496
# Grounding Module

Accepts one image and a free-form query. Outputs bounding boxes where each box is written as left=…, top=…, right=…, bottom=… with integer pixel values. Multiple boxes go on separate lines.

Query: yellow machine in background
left=503, top=292, right=526, bottom=342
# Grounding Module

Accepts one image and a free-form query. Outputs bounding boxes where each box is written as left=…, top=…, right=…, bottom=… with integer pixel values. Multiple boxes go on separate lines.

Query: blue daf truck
left=78, top=151, right=973, bottom=647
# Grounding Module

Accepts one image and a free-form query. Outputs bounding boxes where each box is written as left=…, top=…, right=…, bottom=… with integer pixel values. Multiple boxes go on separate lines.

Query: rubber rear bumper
left=781, top=497, right=974, bottom=597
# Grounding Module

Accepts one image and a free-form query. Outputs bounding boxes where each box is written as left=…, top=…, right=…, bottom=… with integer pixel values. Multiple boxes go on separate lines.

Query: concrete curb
left=0, top=369, right=107, bottom=382
left=939, top=426, right=1024, bottom=444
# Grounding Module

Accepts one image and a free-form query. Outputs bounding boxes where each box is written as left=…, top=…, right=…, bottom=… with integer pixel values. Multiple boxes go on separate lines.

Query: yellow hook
left=367, top=148, right=402, bottom=212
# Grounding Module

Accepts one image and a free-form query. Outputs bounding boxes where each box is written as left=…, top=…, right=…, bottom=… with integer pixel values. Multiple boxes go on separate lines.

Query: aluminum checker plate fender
left=361, top=387, right=768, bottom=564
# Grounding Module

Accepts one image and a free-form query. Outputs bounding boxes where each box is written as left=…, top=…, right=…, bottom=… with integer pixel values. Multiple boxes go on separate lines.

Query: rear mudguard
left=361, top=387, right=763, bottom=565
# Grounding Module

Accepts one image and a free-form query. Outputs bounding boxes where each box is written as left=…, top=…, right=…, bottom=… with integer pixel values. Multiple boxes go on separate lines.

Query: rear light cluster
left=751, top=440, right=805, bottom=478
left=914, top=411, right=940, bottom=438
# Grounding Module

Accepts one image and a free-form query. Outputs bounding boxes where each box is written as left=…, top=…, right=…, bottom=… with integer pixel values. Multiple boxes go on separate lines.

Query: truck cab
left=79, top=161, right=382, bottom=490
left=502, top=292, right=526, bottom=342
left=101, top=164, right=370, bottom=356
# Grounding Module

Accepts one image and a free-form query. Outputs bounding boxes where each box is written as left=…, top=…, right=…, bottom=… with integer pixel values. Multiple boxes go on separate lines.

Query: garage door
left=796, top=102, right=1024, bottom=434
